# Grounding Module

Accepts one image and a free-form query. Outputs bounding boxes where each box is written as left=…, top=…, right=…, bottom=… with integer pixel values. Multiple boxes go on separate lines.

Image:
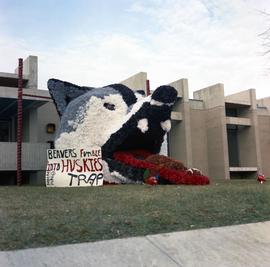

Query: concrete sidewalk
left=1, top=221, right=270, bottom=267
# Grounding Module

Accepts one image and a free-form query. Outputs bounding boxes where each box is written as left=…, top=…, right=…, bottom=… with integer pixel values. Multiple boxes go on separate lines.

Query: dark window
left=226, top=108, right=238, bottom=117
left=227, top=127, right=239, bottom=167
left=0, top=121, right=10, bottom=142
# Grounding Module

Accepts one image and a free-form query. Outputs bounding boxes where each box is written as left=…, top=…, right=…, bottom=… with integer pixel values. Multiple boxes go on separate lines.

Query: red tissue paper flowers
left=114, top=150, right=210, bottom=185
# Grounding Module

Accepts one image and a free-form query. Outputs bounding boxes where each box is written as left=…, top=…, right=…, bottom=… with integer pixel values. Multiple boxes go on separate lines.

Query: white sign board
left=45, top=148, right=103, bottom=187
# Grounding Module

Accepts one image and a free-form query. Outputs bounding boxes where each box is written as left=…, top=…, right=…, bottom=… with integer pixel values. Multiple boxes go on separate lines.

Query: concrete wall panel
left=205, top=107, right=230, bottom=179
left=120, top=72, right=147, bottom=92
left=0, top=142, right=49, bottom=171
left=37, top=103, right=59, bottom=143
left=190, top=109, right=208, bottom=175
left=257, top=115, right=270, bottom=177
left=225, top=90, right=251, bottom=106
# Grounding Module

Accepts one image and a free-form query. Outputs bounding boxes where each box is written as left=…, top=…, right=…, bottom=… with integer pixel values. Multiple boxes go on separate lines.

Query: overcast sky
left=1, top=0, right=270, bottom=98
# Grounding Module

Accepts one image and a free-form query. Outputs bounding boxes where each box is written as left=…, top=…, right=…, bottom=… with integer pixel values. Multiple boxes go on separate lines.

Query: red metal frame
left=17, top=58, right=23, bottom=185
left=146, top=79, right=150, bottom=96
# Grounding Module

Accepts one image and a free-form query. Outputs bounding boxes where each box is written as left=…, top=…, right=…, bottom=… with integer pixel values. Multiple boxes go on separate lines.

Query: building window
left=0, top=121, right=10, bottom=142
left=226, top=108, right=238, bottom=117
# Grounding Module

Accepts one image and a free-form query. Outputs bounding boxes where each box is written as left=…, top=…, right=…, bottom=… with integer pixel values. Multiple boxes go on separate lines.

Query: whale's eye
left=104, top=102, right=115, bottom=111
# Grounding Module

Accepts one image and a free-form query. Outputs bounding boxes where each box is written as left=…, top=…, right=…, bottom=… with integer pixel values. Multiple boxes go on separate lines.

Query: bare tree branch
left=258, top=10, right=270, bottom=56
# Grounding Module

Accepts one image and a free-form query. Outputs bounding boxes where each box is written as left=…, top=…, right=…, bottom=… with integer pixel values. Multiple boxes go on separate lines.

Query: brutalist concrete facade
left=124, top=73, right=270, bottom=180
left=1, top=56, right=269, bottom=184
left=0, top=56, right=59, bottom=184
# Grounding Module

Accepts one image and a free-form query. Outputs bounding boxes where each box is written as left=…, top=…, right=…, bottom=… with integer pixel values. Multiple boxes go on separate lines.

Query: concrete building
left=0, top=56, right=59, bottom=184
left=0, top=56, right=269, bottom=184
left=123, top=73, right=270, bottom=180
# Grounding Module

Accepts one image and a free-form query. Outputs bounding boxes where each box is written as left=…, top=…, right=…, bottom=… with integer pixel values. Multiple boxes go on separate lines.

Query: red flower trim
left=114, top=150, right=158, bottom=171
left=113, top=150, right=210, bottom=185
left=159, top=167, right=209, bottom=185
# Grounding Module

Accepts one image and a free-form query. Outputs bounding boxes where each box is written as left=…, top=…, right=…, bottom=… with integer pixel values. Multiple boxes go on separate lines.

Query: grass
left=0, top=180, right=270, bottom=251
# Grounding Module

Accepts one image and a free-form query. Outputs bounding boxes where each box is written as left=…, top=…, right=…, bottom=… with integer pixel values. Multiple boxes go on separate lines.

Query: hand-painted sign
left=45, top=148, right=103, bottom=187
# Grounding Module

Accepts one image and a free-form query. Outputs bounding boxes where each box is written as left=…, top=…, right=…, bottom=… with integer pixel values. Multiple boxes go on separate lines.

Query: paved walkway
left=1, top=221, right=270, bottom=267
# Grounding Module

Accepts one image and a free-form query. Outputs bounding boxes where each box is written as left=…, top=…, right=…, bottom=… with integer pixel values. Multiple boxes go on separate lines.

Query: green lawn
left=0, top=180, right=270, bottom=251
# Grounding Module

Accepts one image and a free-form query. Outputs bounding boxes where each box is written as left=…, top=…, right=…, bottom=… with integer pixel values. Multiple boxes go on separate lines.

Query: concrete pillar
left=257, top=114, right=270, bottom=176
left=194, top=84, right=230, bottom=179
left=120, top=72, right=147, bottom=92
left=168, top=79, right=193, bottom=168
left=189, top=107, right=209, bottom=176
left=169, top=78, right=189, bottom=101
left=15, top=55, right=38, bottom=89
left=237, top=89, right=262, bottom=170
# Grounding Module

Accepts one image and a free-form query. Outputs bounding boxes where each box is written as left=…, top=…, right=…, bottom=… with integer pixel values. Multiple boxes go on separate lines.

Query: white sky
left=1, top=0, right=270, bottom=99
